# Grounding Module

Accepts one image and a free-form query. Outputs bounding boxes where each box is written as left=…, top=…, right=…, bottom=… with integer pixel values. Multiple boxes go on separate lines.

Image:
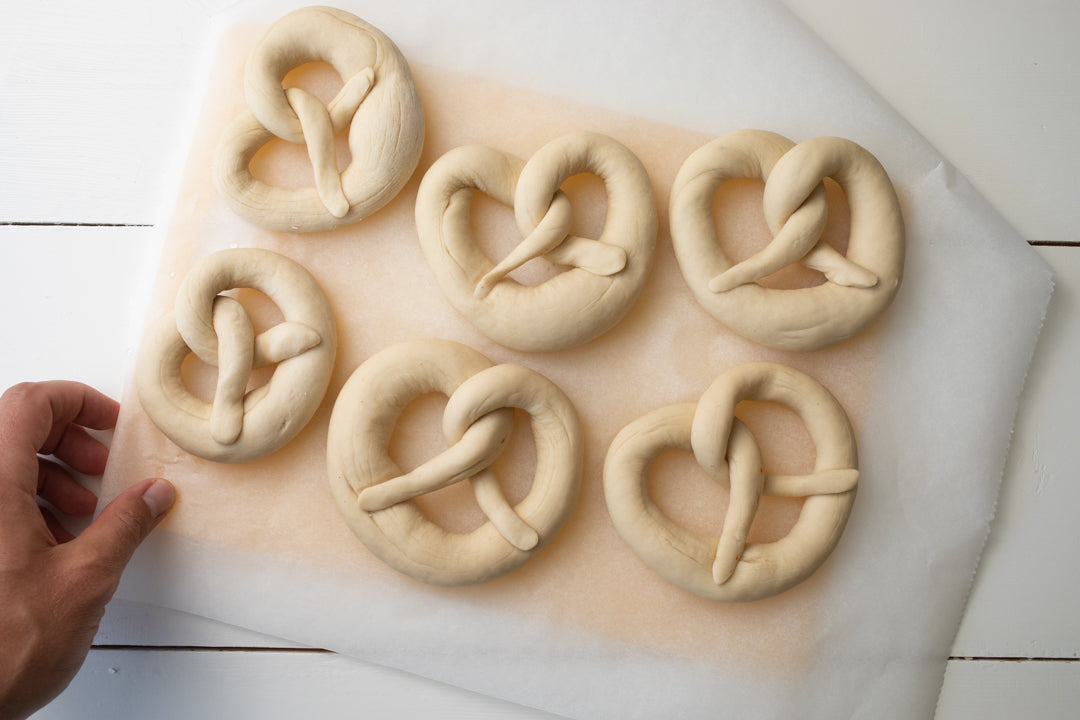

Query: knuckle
left=1, top=381, right=41, bottom=408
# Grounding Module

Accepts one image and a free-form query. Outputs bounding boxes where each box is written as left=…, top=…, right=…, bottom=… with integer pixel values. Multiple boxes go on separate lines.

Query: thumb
left=76, top=478, right=176, bottom=574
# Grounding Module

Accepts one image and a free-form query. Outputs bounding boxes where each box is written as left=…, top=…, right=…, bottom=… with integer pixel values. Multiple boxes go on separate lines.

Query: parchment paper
left=100, top=2, right=1053, bottom=718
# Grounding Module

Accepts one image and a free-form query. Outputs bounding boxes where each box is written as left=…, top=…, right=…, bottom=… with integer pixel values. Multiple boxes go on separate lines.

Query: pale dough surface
left=102, top=25, right=885, bottom=677
left=604, top=362, right=858, bottom=601
left=215, top=6, right=425, bottom=232
left=327, top=339, right=583, bottom=585
left=415, top=132, right=657, bottom=351
left=135, top=247, right=337, bottom=463
left=669, top=129, right=904, bottom=351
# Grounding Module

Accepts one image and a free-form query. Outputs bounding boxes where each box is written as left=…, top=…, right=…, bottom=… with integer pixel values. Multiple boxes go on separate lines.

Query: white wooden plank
left=783, top=0, right=1080, bottom=243
left=29, top=649, right=1080, bottom=720
left=936, top=659, right=1080, bottom=719
left=0, top=225, right=152, bottom=398
left=951, top=246, right=1080, bottom=659
left=0, top=1, right=214, bottom=223
left=31, top=649, right=562, bottom=720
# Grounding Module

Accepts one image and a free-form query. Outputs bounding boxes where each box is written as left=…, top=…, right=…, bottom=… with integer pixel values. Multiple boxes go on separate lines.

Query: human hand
left=0, top=381, right=176, bottom=720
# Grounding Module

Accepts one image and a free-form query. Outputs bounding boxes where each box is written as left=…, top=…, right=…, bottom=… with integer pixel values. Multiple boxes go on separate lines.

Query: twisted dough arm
left=357, top=409, right=513, bottom=511
left=710, top=420, right=764, bottom=585
left=470, top=470, right=541, bottom=552
left=696, top=130, right=877, bottom=293
left=473, top=192, right=574, bottom=298
left=208, top=296, right=254, bottom=446
left=280, top=66, right=375, bottom=218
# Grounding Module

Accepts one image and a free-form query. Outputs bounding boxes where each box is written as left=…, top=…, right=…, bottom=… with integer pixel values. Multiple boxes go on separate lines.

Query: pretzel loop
left=136, top=249, right=337, bottom=463
left=603, top=362, right=858, bottom=602
left=327, top=339, right=584, bottom=585
left=416, top=132, right=657, bottom=351
left=215, top=7, right=425, bottom=232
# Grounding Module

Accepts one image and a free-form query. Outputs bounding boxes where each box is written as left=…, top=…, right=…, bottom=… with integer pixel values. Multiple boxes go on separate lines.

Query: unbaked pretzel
left=415, top=132, right=657, bottom=352
left=669, top=129, right=904, bottom=351
left=603, top=362, right=858, bottom=601
left=215, top=6, right=425, bottom=232
left=327, top=339, right=583, bottom=585
left=136, top=248, right=337, bottom=463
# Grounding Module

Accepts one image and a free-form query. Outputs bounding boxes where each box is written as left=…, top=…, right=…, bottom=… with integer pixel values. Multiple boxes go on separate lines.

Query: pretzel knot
left=214, top=6, right=425, bottom=233
left=415, top=132, right=657, bottom=352
left=327, top=339, right=584, bottom=586
left=670, top=129, right=905, bottom=351
left=603, top=362, right=858, bottom=602
left=136, top=249, right=337, bottom=463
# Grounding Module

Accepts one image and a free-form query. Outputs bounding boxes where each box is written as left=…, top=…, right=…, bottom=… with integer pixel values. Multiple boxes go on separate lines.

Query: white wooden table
left=2, top=1, right=1077, bottom=717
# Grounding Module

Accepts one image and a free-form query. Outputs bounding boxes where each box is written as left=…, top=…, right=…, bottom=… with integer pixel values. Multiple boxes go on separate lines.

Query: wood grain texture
left=938, top=659, right=1080, bottom=719
left=951, top=247, right=1080, bottom=659
left=31, top=649, right=562, bottom=719
left=0, top=2, right=211, bottom=223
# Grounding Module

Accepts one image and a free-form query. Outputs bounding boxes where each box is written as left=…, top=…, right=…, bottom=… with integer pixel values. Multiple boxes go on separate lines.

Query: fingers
left=0, top=381, right=119, bottom=474
left=43, top=423, right=111, bottom=476
left=37, top=459, right=98, bottom=516
left=73, top=478, right=176, bottom=576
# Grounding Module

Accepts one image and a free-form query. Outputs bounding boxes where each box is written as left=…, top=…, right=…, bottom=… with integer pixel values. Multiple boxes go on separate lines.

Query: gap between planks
left=0, top=222, right=152, bottom=228
left=89, top=645, right=1080, bottom=663
left=949, top=656, right=1079, bottom=663
left=0, top=223, right=1074, bottom=246
left=91, top=645, right=333, bottom=654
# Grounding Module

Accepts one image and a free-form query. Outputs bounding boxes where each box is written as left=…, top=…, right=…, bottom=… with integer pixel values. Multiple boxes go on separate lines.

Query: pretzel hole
left=647, top=449, right=729, bottom=536
left=228, top=287, right=285, bottom=334
left=179, top=354, right=275, bottom=405
left=820, top=179, right=851, bottom=256
left=647, top=449, right=799, bottom=545
left=648, top=400, right=811, bottom=543
left=710, top=178, right=850, bottom=289
left=389, top=394, right=536, bottom=534
left=468, top=171, right=611, bottom=287
left=735, top=400, right=814, bottom=478
left=560, top=172, right=608, bottom=241
left=248, top=63, right=353, bottom=189
left=734, top=400, right=810, bottom=543
left=179, top=353, right=217, bottom=404
left=470, top=192, right=560, bottom=287
left=282, top=62, right=344, bottom=106
left=177, top=289, right=284, bottom=403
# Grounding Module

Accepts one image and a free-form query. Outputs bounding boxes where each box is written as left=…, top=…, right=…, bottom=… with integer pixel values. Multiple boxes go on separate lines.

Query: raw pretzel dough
left=415, top=132, right=657, bottom=352
left=669, top=129, right=904, bottom=351
left=326, top=339, right=583, bottom=585
left=603, top=362, right=858, bottom=601
left=136, top=248, right=337, bottom=463
left=215, top=6, right=425, bottom=232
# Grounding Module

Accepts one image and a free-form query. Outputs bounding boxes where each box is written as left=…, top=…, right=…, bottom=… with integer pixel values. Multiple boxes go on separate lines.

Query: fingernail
left=141, top=479, right=177, bottom=518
